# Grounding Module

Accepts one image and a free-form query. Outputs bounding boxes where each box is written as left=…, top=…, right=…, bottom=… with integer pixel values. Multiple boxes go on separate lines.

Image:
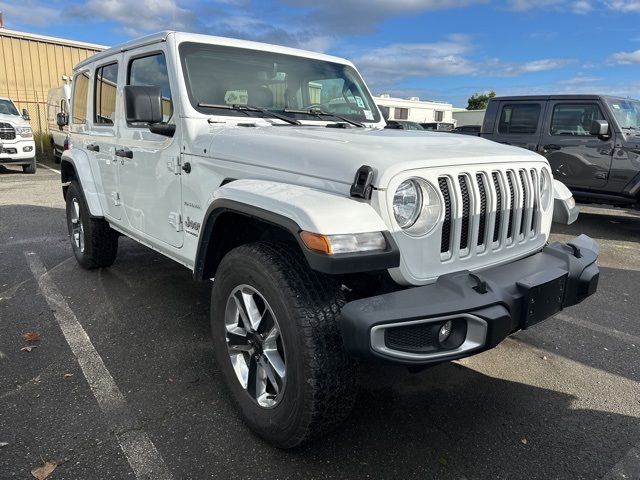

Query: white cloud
left=610, top=49, right=640, bottom=64
left=506, top=0, right=592, bottom=12
left=606, top=0, right=640, bottom=12
left=0, top=0, right=58, bottom=27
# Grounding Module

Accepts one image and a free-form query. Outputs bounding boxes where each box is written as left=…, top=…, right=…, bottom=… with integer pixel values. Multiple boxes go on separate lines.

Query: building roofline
left=0, top=28, right=107, bottom=50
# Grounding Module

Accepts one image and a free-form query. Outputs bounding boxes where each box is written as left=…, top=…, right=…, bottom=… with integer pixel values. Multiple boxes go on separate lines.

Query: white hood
left=206, top=125, right=546, bottom=187
left=0, top=112, right=29, bottom=126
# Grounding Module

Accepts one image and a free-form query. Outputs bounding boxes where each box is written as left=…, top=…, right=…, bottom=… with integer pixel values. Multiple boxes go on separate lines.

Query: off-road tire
left=22, top=159, right=36, bottom=174
left=210, top=242, right=358, bottom=448
left=65, top=180, right=118, bottom=269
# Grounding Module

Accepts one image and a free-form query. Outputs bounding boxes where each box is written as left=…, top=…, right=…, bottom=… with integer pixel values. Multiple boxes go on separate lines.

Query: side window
left=94, top=63, right=119, bottom=125
left=395, top=108, right=409, bottom=120
left=128, top=52, right=173, bottom=123
left=550, top=103, right=605, bottom=136
left=71, top=72, right=90, bottom=125
left=498, top=103, right=541, bottom=134
left=435, top=111, right=444, bottom=122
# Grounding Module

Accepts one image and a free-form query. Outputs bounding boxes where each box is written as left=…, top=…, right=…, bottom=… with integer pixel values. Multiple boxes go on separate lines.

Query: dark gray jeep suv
left=481, top=95, right=640, bottom=208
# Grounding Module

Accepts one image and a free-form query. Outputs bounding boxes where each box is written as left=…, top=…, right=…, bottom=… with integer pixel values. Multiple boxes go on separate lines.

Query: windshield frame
left=604, top=97, right=640, bottom=130
left=0, top=99, right=20, bottom=116
left=178, top=41, right=381, bottom=125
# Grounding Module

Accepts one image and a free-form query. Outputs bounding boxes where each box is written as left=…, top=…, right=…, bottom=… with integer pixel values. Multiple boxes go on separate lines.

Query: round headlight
left=393, top=178, right=442, bottom=236
left=540, top=169, right=552, bottom=210
left=393, top=179, right=422, bottom=228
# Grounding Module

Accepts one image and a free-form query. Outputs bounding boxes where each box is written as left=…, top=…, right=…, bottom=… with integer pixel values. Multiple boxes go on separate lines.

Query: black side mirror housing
left=124, top=85, right=163, bottom=124
left=590, top=119, right=609, bottom=137
left=56, top=112, right=68, bottom=128
left=22, top=108, right=30, bottom=121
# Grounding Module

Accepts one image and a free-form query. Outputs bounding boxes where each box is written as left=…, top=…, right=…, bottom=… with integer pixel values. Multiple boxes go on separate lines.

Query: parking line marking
left=556, top=313, right=640, bottom=345
left=37, top=162, right=61, bottom=174
left=25, top=252, right=173, bottom=480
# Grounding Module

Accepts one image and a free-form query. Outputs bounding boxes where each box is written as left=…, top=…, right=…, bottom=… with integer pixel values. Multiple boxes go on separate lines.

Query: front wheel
left=22, top=158, right=36, bottom=174
left=210, top=242, right=358, bottom=448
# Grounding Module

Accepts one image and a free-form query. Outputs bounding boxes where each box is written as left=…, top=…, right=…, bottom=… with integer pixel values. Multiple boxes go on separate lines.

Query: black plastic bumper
left=339, top=235, right=599, bottom=366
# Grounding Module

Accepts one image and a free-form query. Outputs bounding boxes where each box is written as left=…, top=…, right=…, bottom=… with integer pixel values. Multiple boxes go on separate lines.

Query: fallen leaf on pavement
left=0, top=442, right=8, bottom=448
left=22, top=332, right=41, bottom=342
left=521, top=438, right=528, bottom=445
left=31, top=462, right=56, bottom=480
left=20, top=345, right=38, bottom=352
left=63, top=373, right=73, bottom=378
left=438, top=454, right=447, bottom=466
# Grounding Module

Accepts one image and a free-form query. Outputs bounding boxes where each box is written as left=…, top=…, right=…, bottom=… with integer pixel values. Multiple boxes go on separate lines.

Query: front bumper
left=340, top=235, right=599, bottom=366
left=0, top=138, right=36, bottom=163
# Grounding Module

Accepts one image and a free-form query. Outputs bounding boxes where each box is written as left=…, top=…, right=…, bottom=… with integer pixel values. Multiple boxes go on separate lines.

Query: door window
left=498, top=103, right=541, bottom=134
left=71, top=72, right=90, bottom=125
left=94, top=63, right=119, bottom=125
left=550, top=103, right=605, bottom=136
left=128, top=52, right=173, bottom=123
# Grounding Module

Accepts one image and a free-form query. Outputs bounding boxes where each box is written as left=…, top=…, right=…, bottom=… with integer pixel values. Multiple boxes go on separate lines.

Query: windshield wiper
left=198, top=103, right=301, bottom=126
left=284, top=108, right=365, bottom=128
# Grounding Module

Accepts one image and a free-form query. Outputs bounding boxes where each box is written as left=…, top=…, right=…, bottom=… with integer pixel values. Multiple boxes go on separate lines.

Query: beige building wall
left=0, top=28, right=105, bottom=133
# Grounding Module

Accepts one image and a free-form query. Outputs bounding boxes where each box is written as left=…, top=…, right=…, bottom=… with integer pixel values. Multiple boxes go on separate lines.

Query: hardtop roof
left=490, top=94, right=638, bottom=102
left=74, top=31, right=353, bottom=71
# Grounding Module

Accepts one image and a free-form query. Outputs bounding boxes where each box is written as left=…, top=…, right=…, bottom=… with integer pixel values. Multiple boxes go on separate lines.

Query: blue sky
left=2, top=0, right=640, bottom=106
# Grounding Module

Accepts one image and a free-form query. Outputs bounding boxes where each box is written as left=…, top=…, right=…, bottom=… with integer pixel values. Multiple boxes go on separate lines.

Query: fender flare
left=193, top=179, right=400, bottom=279
left=60, top=150, right=104, bottom=217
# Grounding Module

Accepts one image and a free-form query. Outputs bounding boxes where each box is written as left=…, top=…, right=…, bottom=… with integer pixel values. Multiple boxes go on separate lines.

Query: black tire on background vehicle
left=22, top=159, right=36, bottom=174
left=65, top=180, right=119, bottom=269
left=210, top=242, right=359, bottom=448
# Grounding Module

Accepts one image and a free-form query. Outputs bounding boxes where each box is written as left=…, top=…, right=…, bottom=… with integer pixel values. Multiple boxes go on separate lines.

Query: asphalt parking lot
left=1, top=162, right=639, bottom=480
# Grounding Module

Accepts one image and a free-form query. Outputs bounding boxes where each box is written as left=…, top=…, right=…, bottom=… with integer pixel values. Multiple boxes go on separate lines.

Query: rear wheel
left=65, top=181, right=118, bottom=269
left=210, top=242, right=358, bottom=448
left=22, top=158, right=36, bottom=174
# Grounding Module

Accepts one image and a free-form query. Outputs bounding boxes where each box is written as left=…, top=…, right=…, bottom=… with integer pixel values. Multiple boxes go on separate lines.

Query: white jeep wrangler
left=61, top=31, right=599, bottom=448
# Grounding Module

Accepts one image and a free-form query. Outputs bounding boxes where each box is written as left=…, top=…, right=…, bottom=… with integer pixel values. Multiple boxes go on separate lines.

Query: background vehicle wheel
left=65, top=181, right=119, bottom=269
left=211, top=242, right=358, bottom=448
left=22, top=159, right=36, bottom=174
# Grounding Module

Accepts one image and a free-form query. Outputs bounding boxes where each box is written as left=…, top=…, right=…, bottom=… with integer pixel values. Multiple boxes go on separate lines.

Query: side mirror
left=22, top=109, right=30, bottom=121
left=124, top=85, right=162, bottom=124
left=56, top=112, right=68, bottom=128
left=590, top=119, right=609, bottom=137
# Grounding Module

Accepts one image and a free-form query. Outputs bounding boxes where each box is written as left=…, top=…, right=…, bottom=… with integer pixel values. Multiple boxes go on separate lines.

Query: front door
left=117, top=47, right=183, bottom=248
left=539, top=101, right=614, bottom=189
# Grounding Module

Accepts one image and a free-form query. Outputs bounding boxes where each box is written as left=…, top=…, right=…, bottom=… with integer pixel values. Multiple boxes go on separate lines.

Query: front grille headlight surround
left=392, top=177, right=442, bottom=237
left=540, top=168, right=552, bottom=210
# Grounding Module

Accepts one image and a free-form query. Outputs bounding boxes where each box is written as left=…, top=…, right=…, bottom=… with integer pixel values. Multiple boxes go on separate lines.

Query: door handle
left=115, top=148, right=133, bottom=159
left=543, top=144, right=561, bottom=152
left=87, top=143, right=100, bottom=152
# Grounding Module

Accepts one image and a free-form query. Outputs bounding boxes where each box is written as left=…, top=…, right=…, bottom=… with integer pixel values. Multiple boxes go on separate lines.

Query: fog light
left=23, top=146, right=33, bottom=152
left=438, top=320, right=453, bottom=344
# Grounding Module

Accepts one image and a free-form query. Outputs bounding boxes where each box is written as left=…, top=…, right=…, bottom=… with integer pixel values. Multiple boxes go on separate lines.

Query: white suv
left=0, top=97, right=36, bottom=173
left=61, top=31, right=599, bottom=448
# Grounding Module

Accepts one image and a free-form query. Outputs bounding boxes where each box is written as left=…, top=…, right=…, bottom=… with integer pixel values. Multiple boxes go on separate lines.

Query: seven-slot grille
left=438, top=168, right=542, bottom=259
left=0, top=123, right=16, bottom=141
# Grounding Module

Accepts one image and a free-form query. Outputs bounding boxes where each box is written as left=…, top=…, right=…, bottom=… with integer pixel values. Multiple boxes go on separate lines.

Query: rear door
left=539, top=100, right=613, bottom=188
left=489, top=101, right=546, bottom=151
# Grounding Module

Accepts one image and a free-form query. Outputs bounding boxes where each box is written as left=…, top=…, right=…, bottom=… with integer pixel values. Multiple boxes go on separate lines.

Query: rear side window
left=498, top=103, right=541, bottom=134
left=72, top=72, right=90, bottom=125
left=550, top=103, right=605, bottom=136
left=128, top=53, right=173, bottom=123
left=94, top=63, right=119, bottom=125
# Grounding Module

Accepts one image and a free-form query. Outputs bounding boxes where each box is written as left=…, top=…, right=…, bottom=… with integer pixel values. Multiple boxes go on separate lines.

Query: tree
left=467, top=91, right=496, bottom=110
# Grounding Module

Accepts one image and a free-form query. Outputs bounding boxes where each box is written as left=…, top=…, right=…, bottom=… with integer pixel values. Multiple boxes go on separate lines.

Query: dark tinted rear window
left=498, top=103, right=541, bottom=134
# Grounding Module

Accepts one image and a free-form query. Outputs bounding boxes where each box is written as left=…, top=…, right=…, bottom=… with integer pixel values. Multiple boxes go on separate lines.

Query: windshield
left=606, top=98, right=640, bottom=129
left=0, top=99, right=20, bottom=116
left=179, top=42, right=380, bottom=124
